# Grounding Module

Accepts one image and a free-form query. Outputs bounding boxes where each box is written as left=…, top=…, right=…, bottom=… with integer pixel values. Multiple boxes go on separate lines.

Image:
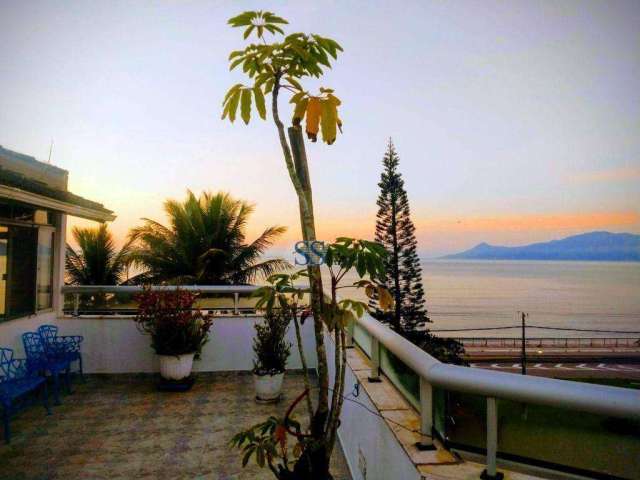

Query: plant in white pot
left=252, top=310, right=291, bottom=403
left=134, top=287, right=213, bottom=387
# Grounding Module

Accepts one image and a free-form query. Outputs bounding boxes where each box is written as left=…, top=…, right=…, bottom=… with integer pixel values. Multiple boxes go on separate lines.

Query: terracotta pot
left=254, top=371, right=285, bottom=402
left=158, top=353, right=195, bottom=380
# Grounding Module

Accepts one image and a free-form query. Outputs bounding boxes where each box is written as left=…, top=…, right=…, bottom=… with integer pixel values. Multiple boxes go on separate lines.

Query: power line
left=430, top=325, right=640, bottom=334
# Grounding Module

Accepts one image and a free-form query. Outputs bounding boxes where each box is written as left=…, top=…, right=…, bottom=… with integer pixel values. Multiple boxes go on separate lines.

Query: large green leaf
left=253, top=86, right=266, bottom=119
left=240, top=88, right=252, bottom=124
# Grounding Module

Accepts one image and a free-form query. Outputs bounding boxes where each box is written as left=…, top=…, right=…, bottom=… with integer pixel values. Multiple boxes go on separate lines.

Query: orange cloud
left=415, top=211, right=640, bottom=233
left=568, top=166, right=640, bottom=184
left=255, top=210, right=640, bottom=250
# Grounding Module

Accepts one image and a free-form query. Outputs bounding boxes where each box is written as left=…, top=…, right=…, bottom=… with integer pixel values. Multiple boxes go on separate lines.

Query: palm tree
left=65, top=224, right=133, bottom=285
left=128, top=191, right=289, bottom=285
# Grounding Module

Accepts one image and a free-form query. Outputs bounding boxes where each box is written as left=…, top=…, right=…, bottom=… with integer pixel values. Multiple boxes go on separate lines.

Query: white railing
left=354, top=312, right=640, bottom=478
left=61, top=285, right=261, bottom=316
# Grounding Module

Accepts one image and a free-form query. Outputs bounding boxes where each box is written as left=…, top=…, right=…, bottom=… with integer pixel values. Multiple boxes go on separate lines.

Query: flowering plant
left=134, top=287, right=213, bottom=358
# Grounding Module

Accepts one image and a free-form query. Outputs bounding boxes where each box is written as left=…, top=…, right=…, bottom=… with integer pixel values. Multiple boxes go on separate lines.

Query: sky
left=1, top=0, right=639, bottom=257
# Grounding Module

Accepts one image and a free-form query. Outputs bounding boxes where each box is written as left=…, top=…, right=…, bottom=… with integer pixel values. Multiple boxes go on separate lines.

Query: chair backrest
left=22, top=332, right=47, bottom=365
left=0, top=348, right=14, bottom=381
left=38, top=324, right=59, bottom=348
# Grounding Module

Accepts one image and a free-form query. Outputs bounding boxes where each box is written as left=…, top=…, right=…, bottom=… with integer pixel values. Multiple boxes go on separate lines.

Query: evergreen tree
left=372, top=139, right=429, bottom=336
left=371, top=139, right=466, bottom=365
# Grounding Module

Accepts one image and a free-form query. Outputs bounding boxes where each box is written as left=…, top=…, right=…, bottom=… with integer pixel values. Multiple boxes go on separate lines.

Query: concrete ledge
left=339, top=345, right=545, bottom=480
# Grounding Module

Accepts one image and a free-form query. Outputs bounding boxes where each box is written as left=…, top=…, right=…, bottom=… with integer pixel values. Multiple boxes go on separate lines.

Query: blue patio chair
left=22, top=332, right=72, bottom=406
left=0, top=347, right=51, bottom=443
left=38, top=325, right=84, bottom=381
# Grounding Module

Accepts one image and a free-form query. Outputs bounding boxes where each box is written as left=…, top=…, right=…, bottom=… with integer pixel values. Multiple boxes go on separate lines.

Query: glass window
left=37, top=228, right=54, bottom=310
left=0, top=226, right=7, bottom=318
left=0, top=220, right=55, bottom=321
left=6, top=225, right=37, bottom=319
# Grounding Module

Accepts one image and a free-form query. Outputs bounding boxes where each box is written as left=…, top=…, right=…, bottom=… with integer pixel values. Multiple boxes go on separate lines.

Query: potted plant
left=252, top=310, right=291, bottom=402
left=134, top=287, right=213, bottom=387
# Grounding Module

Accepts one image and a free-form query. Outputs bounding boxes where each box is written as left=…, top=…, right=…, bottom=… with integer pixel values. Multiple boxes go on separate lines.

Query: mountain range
left=442, top=231, right=640, bottom=261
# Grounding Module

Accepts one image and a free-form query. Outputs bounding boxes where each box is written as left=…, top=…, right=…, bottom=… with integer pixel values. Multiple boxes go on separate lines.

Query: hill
left=442, top=231, right=640, bottom=261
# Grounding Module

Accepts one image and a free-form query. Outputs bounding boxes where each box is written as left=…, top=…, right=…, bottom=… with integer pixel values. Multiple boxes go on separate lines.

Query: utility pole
left=520, top=311, right=528, bottom=375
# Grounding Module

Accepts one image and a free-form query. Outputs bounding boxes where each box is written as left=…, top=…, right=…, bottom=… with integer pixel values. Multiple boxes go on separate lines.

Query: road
left=470, top=361, right=640, bottom=379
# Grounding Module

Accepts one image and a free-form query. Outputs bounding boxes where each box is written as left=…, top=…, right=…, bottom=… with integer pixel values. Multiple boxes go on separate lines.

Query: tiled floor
left=0, top=372, right=352, bottom=480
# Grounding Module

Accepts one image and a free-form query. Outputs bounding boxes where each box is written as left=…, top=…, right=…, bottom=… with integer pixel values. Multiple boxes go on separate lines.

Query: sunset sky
left=2, top=0, right=639, bottom=257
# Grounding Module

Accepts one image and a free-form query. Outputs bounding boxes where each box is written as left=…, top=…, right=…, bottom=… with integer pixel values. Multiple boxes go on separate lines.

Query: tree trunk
left=390, top=195, right=402, bottom=331
left=271, top=79, right=332, bottom=478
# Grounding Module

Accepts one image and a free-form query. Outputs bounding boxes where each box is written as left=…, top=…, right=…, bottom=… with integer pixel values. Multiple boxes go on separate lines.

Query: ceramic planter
left=253, top=371, right=285, bottom=402
left=158, top=353, right=195, bottom=380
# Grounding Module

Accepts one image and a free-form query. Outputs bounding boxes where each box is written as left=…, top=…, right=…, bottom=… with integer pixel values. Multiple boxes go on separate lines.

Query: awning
left=0, top=184, right=116, bottom=222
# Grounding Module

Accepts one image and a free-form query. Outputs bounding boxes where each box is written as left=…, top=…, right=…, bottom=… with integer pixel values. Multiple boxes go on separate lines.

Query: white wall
left=5, top=315, right=317, bottom=374
left=326, top=334, right=420, bottom=480
left=0, top=311, right=57, bottom=357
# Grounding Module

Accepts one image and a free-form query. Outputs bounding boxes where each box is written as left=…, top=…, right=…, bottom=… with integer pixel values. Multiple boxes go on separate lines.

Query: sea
left=328, top=260, right=640, bottom=339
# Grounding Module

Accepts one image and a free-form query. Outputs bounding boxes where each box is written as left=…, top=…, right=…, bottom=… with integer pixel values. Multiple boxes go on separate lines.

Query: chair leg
left=65, top=367, right=73, bottom=395
left=42, top=381, right=52, bottom=415
left=79, top=356, right=85, bottom=383
left=2, top=407, right=10, bottom=444
left=52, top=372, right=61, bottom=405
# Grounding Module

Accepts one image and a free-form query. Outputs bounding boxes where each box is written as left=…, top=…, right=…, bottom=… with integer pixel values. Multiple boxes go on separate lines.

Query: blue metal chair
left=22, top=332, right=72, bottom=406
left=38, top=325, right=84, bottom=381
left=0, top=347, right=51, bottom=443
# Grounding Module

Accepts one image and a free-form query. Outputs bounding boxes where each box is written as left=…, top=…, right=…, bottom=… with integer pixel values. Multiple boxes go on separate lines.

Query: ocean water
left=329, top=260, right=640, bottom=338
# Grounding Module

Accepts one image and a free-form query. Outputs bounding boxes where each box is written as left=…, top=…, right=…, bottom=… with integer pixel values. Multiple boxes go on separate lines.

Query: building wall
left=0, top=310, right=58, bottom=356
left=23, top=315, right=318, bottom=374
left=0, top=212, right=66, bottom=355
left=326, top=334, right=420, bottom=480
left=0, top=146, right=68, bottom=190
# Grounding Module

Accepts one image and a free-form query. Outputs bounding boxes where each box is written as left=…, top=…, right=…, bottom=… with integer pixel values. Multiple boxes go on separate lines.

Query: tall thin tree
left=371, top=139, right=429, bottom=338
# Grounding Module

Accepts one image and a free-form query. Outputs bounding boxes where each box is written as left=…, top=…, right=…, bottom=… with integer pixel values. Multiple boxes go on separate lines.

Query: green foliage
left=128, top=190, right=290, bottom=285
left=65, top=224, right=133, bottom=285
left=324, top=237, right=387, bottom=280
left=253, top=310, right=292, bottom=375
left=372, top=140, right=466, bottom=365
left=371, top=140, right=429, bottom=333
left=222, top=10, right=344, bottom=144
left=231, top=415, right=307, bottom=473
left=134, top=287, right=213, bottom=357
left=253, top=270, right=309, bottom=314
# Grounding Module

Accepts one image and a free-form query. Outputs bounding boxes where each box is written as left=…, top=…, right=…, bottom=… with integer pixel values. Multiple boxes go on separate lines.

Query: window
left=5, top=225, right=38, bottom=319
left=0, top=202, right=57, bottom=321
left=37, top=228, right=55, bottom=310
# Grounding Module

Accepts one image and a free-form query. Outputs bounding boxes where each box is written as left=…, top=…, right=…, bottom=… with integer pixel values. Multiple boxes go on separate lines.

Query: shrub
left=134, top=287, right=213, bottom=357
left=252, top=310, right=291, bottom=376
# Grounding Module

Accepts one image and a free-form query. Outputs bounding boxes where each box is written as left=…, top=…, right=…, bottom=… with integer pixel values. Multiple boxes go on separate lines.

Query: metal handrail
left=61, top=285, right=261, bottom=316
left=355, top=311, right=640, bottom=478
left=357, top=312, right=640, bottom=419
left=61, top=285, right=260, bottom=294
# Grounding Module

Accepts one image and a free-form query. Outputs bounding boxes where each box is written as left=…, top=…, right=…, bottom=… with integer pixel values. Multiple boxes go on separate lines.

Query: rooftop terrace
left=0, top=372, right=351, bottom=480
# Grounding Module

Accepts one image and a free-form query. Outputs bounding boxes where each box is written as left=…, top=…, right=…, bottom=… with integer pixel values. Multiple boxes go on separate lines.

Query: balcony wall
left=0, top=314, right=318, bottom=374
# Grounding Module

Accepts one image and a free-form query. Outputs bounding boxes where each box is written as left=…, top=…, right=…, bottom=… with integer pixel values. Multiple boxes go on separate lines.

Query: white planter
left=254, top=371, right=285, bottom=402
left=158, top=353, right=195, bottom=380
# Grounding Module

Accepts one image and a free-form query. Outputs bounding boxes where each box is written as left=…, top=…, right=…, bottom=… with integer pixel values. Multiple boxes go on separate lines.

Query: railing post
left=481, top=397, right=503, bottom=480
left=73, top=293, right=80, bottom=317
left=416, top=377, right=435, bottom=450
left=233, top=292, right=239, bottom=315
left=368, top=336, right=381, bottom=382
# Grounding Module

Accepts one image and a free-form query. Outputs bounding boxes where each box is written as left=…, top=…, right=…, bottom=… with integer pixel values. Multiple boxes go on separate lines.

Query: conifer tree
left=372, top=139, right=429, bottom=337
left=371, top=139, right=467, bottom=365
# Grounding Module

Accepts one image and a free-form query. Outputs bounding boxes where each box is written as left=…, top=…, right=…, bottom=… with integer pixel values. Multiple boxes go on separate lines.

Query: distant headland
left=442, top=231, right=640, bottom=261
